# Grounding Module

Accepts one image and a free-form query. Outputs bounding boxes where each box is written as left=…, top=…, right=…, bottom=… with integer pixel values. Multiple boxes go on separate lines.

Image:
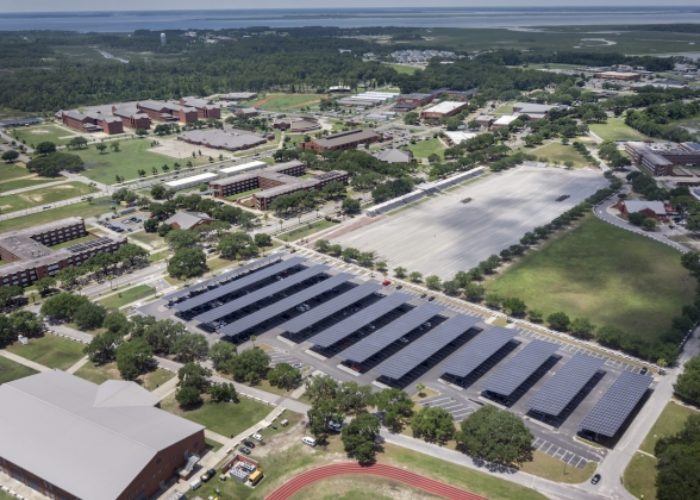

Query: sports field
left=487, top=215, right=695, bottom=343
left=0, top=181, right=97, bottom=213
left=334, top=166, right=607, bottom=279
left=249, top=93, right=324, bottom=111
left=10, top=124, right=79, bottom=147
left=589, top=117, right=648, bottom=142
left=530, top=142, right=591, bottom=168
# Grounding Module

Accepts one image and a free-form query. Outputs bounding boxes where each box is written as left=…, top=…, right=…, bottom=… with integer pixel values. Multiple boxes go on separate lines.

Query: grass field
left=75, top=360, right=121, bottom=385
left=10, top=124, right=78, bottom=147
left=530, top=142, right=590, bottom=168
left=0, top=181, right=97, bottom=213
left=290, top=476, right=434, bottom=500
left=7, top=335, right=85, bottom=370
left=78, top=139, right=184, bottom=184
left=0, top=198, right=114, bottom=232
left=640, top=401, right=699, bottom=454
left=624, top=453, right=657, bottom=500
left=520, top=451, right=595, bottom=483
left=0, top=163, right=31, bottom=182
left=385, top=63, right=422, bottom=75
left=128, top=230, right=166, bottom=249
left=278, top=219, right=338, bottom=242
left=493, top=102, right=515, bottom=115
left=161, top=393, right=272, bottom=437
left=487, top=215, right=695, bottom=345
left=98, top=284, right=156, bottom=309
left=250, top=93, right=324, bottom=112
left=0, top=176, right=63, bottom=192
left=409, top=138, right=446, bottom=160
left=590, top=117, right=648, bottom=142
left=0, top=355, right=38, bottom=384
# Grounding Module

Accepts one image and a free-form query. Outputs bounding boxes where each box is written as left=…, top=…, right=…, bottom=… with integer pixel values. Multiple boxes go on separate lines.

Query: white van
left=302, top=436, right=317, bottom=447
left=189, top=478, right=202, bottom=490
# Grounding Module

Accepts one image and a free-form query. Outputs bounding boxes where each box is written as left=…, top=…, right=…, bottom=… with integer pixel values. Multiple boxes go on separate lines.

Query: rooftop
left=423, top=101, right=467, bottom=115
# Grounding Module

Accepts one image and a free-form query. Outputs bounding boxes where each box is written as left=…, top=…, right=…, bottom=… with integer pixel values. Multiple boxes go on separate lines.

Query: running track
left=265, top=462, right=486, bottom=500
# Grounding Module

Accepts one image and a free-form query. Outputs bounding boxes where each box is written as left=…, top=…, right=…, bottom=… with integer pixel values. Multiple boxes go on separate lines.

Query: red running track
left=265, top=462, right=486, bottom=500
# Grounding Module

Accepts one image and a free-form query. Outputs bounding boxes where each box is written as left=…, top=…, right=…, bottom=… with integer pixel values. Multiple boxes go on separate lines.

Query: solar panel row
left=280, top=281, right=381, bottom=335
left=375, top=314, right=480, bottom=381
left=579, top=371, right=652, bottom=438
left=194, top=264, right=328, bottom=324
left=174, top=256, right=304, bottom=313
left=527, top=354, right=605, bottom=417
left=219, top=273, right=352, bottom=337
left=441, top=327, right=518, bottom=379
left=341, top=302, right=444, bottom=364
left=481, top=340, right=559, bottom=398
left=309, top=293, right=411, bottom=348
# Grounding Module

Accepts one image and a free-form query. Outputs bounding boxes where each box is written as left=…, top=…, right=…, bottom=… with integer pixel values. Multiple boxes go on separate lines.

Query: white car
left=251, top=432, right=263, bottom=442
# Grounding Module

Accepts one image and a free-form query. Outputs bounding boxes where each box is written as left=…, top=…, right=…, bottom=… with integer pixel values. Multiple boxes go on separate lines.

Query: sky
left=1, top=1, right=699, bottom=13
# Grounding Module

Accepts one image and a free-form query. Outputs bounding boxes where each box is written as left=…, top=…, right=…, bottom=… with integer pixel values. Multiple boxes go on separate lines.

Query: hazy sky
left=1, top=1, right=699, bottom=13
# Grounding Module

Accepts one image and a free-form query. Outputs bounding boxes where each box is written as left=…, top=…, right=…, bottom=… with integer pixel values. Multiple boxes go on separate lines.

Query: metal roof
left=441, top=327, right=518, bottom=379
left=174, top=257, right=304, bottom=314
left=375, top=314, right=480, bottom=381
left=482, top=340, right=559, bottom=398
left=194, top=264, right=328, bottom=324
left=527, top=354, right=605, bottom=417
left=219, top=273, right=352, bottom=338
left=341, top=302, right=444, bottom=364
left=280, top=281, right=381, bottom=335
left=579, top=371, right=652, bottom=438
left=309, top=292, right=411, bottom=348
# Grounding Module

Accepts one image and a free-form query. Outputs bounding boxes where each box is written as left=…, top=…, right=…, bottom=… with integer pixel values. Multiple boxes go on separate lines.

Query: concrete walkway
left=66, top=355, right=90, bottom=374
left=0, top=349, right=50, bottom=373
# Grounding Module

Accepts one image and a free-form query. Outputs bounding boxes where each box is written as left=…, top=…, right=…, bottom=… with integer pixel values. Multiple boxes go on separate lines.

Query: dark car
left=591, top=474, right=601, bottom=485
left=242, top=439, right=256, bottom=449
left=200, top=468, right=216, bottom=482
left=239, top=446, right=252, bottom=455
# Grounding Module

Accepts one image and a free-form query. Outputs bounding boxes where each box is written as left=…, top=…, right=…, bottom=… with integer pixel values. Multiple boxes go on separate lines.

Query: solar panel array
left=527, top=354, right=605, bottom=417
left=194, top=264, right=328, bottom=324
left=66, top=237, right=116, bottom=253
left=579, top=371, right=652, bottom=438
left=174, top=257, right=304, bottom=313
left=341, top=302, right=444, bottom=364
left=441, top=327, right=518, bottom=379
left=219, top=273, right=352, bottom=337
left=375, top=314, right=480, bottom=381
left=280, top=281, right=381, bottom=335
left=309, top=293, right=411, bottom=348
left=482, top=340, right=559, bottom=398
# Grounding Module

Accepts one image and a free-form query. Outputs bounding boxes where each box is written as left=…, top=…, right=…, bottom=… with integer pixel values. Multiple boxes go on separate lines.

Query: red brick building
left=301, top=129, right=380, bottom=153
left=60, top=110, right=124, bottom=135
left=136, top=100, right=199, bottom=124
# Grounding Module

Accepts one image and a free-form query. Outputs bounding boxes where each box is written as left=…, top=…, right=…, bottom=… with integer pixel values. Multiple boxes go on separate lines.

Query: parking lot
left=333, top=165, right=608, bottom=279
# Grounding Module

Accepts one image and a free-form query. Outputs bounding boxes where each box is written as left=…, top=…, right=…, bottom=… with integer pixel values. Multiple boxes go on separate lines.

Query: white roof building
left=219, top=160, right=267, bottom=176
left=443, top=131, right=479, bottom=145
left=165, top=172, right=218, bottom=190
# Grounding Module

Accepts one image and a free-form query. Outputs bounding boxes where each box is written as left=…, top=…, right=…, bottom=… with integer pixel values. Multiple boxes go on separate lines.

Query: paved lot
left=334, top=165, right=608, bottom=279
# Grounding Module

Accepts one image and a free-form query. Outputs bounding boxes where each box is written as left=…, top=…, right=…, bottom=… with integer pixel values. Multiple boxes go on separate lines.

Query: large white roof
left=220, top=160, right=267, bottom=175
left=0, top=371, right=203, bottom=500
left=166, top=172, right=218, bottom=188
left=424, top=101, right=466, bottom=114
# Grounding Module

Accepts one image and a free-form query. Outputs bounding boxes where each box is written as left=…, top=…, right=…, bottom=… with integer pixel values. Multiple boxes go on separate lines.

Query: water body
left=1, top=7, right=700, bottom=32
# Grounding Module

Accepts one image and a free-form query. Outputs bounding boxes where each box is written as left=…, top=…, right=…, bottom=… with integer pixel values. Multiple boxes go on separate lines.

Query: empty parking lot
left=333, top=165, right=608, bottom=279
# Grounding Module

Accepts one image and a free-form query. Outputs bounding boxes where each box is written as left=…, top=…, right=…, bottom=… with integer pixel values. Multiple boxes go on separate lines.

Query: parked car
left=242, top=439, right=256, bottom=449
left=251, top=432, right=263, bottom=442
left=238, top=446, right=251, bottom=455
left=200, top=468, right=216, bottom=482
left=591, top=474, right=601, bottom=485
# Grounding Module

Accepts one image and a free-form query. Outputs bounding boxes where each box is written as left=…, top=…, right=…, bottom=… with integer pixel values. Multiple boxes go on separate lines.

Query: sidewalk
left=0, top=349, right=50, bottom=373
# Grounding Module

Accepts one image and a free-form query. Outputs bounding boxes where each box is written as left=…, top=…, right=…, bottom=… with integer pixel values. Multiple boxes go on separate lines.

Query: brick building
left=301, top=129, right=380, bottom=152
left=59, top=110, right=124, bottom=135
left=625, top=141, right=700, bottom=176
left=136, top=100, right=199, bottom=124
left=0, top=371, right=205, bottom=500
left=180, top=97, right=222, bottom=120
left=209, top=160, right=306, bottom=198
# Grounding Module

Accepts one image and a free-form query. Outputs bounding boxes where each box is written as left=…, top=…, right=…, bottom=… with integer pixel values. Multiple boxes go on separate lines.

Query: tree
left=226, top=347, right=270, bottom=384
left=570, top=317, right=595, bottom=340
left=85, top=332, right=120, bottom=365
left=337, top=382, right=372, bottom=415
left=373, top=388, right=413, bottom=432
left=675, top=355, right=700, bottom=407
left=409, top=271, right=423, bottom=283
left=315, top=239, right=331, bottom=253
left=502, top=297, right=527, bottom=317
left=40, top=292, right=88, bottom=322
left=393, top=266, right=407, bottom=279
left=172, top=333, right=209, bottom=362
left=253, top=233, right=272, bottom=247
left=411, top=406, right=455, bottom=444
left=655, top=414, right=700, bottom=500
left=1, top=150, right=19, bottom=163
left=9, top=310, right=43, bottom=338
left=150, top=183, right=168, bottom=200
left=209, top=341, right=237, bottom=370
left=116, top=337, right=154, bottom=381
left=35, top=141, right=56, bottom=155
left=425, top=275, right=442, bottom=290
left=67, top=136, right=88, bottom=150
left=95, top=142, right=108, bottom=154
left=464, top=282, right=485, bottom=302
left=268, top=362, right=302, bottom=390
left=165, top=229, right=200, bottom=250
left=404, top=112, right=420, bottom=125
left=456, top=405, right=533, bottom=466
left=168, top=248, right=207, bottom=278
left=342, top=413, right=381, bottom=464
left=178, top=362, right=212, bottom=392
left=176, top=385, right=203, bottom=409
left=305, top=375, right=339, bottom=405
left=27, top=152, right=84, bottom=176
left=0, top=285, right=23, bottom=310
left=342, top=197, right=361, bottom=215
left=209, top=382, right=239, bottom=403
left=74, top=301, right=107, bottom=330
left=143, top=218, right=159, bottom=233
left=547, top=311, right=571, bottom=331
left=0, top=315, right=17, bottom=348
left=218, top=232, right=258, bottom=260
left=110, top=141, right=120, bottom=152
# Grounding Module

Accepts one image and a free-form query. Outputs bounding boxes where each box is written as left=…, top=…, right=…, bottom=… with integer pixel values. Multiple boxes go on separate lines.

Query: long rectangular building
left=302, top=129, right=380, bottom=152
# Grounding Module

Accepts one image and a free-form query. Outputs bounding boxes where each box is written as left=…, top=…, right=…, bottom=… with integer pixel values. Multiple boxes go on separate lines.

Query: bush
left=547, top=311, right=571, bottom=331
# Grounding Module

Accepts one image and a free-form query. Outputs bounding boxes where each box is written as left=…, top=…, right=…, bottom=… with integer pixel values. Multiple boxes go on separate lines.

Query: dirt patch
left=148, top=137, right=229, bottom=160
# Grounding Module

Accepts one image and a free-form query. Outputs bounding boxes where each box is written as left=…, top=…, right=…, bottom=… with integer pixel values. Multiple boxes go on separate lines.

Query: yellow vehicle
left=249, top=469, right=264, bottom=486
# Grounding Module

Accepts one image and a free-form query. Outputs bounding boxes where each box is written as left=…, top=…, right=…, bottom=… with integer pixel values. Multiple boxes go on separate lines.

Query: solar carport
left=193, top=264, right=328, bottom=326
left=340, top=302, right=444, bottom=371
left=309, top=293, right=411, bottom=351
left=218, top=273, right=352, bottom=341
left=579, top=371, right=652, bottom=442
left=375, top=314, right=481, bottom=387
left=441, top=327, right=519, bottom=386
left=279, top=281, right=381, bottom=338
left=527, top=354, right=605, bottom=424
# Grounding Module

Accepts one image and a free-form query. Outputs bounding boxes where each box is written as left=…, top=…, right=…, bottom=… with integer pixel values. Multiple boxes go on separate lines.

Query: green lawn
left=75, top=360, right=122, bottom=385
left=529, top=142, right=591, bottom=168
left=0, top=176, right=63, bottom=192
left=161, top=394, right=272, bottom=437
left=520, top=451, right=595, bottom=483
left=278, top=219, right=338, bottom=242
left=10, top=124, right=78, bottom=147
left=98, top=284, right=156, bottom=309
left=250, top=93, right=324, bottom=112
left=409, top=138, right=446, bottom=160
left=149, top=250, right=169, bottom=262
left=590, top=117, right=649, bottom=142
left=0, top=198, right=114, bottom=232
left=129, top=230, right=167, bottom=249
left=142, top=368, right=175, bottom=390
left=7, top=335, right=85, bottom=370
left=624, top=452, right=657, bottom=500
left=640, top=401, right=699, bottom=454
left=78, top=139, right=186, bottom=184
left=487, top=215, right=695, bottom=345
left=0, top=163, right=31, bottom=182
left=0, top=355, right=38, bottom=384
left=0, top=181, right=98, bottom=213
left=493, top=102, right=515, bottom=115
left=385, top=63, right=421, bottom=75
